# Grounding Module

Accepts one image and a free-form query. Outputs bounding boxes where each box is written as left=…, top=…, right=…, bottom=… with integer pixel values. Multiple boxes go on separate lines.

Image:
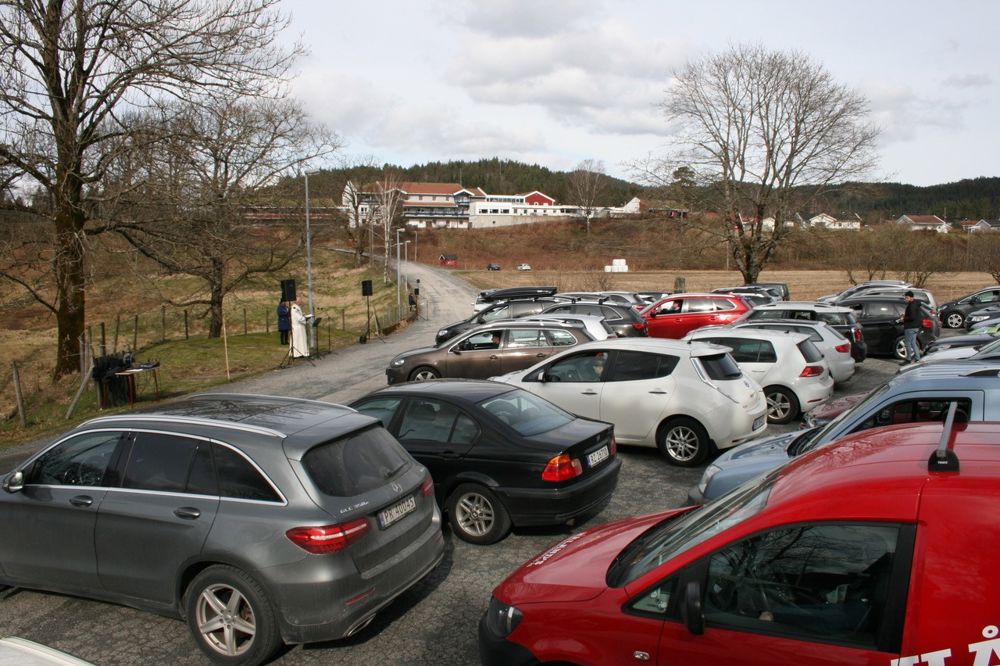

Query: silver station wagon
left=0, top=394, right=445, bottom=666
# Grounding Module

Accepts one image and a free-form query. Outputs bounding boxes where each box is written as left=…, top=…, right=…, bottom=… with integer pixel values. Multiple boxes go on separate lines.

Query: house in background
left=808, top=212, right=862, bottom=231
left=895, top=214, right=949, bottom=233
left=968, top=219, right=1000, bottom=233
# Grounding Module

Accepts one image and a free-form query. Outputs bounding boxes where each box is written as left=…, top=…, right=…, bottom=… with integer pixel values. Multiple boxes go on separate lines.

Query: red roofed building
left=895, top=214, right=949, bottom=233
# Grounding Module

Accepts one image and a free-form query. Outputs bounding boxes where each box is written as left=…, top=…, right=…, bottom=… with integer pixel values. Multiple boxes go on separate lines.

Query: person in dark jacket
left=277, top=300, right=291, bottom=345
left=901, top=291, right=923, bottom=364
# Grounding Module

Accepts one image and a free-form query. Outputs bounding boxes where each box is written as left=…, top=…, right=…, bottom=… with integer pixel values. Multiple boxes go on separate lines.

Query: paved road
left=0, top=268, right=903, bottom=665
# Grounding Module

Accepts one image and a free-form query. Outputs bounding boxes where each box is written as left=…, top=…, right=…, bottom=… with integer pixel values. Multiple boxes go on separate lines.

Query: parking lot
left=0, top=265, right=908, bottom=665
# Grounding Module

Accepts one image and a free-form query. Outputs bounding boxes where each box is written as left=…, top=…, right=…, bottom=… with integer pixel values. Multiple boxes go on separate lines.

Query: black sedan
left=350, top=380, right=620, bottom=545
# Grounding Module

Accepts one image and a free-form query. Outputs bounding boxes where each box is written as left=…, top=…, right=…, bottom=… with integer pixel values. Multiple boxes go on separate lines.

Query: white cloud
left=943, top=73, right=993, bottom=89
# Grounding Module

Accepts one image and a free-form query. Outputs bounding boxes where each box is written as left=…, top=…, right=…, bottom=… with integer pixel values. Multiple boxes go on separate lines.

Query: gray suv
left=0, top=394, right=445, bottom=665
left=688, top=361, right=1000, bottom=504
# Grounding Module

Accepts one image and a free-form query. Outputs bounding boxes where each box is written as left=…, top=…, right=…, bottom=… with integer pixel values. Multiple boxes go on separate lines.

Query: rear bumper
left=497, top=457, right=621, bottom=527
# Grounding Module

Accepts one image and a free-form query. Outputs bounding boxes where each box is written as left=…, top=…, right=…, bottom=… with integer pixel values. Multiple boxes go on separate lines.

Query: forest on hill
left=298, top=159, right=999, bottom=222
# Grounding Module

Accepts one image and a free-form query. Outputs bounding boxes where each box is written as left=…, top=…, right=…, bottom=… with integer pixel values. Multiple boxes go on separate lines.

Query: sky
left=280, top=0, right=998, bottom=187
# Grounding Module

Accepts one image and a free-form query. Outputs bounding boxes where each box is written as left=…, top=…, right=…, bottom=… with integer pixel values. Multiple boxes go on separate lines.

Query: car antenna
left=928, top=401, right=961, bottom=473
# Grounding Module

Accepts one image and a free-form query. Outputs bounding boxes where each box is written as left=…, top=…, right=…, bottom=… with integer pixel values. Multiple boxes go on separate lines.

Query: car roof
left=81, top=393, right=379, bottom=460
left=736, top=318, right=830, bottom=329
left=365, top=379, right=518, bottom=402
left=688, top=328, right=810, bottom=345
left=890, top=360, right=1000, bottom=384
left=753, top=301, right=852, bottom=313
left=765, top=421, right=1000, bottom=520
left=563, top=337, right=735, bottom=358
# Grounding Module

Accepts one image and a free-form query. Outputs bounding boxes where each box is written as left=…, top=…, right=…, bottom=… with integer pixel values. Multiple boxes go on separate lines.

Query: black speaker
left=361, top=279, right=373, bottom=296
left=280, top=279, right=297, bottom=301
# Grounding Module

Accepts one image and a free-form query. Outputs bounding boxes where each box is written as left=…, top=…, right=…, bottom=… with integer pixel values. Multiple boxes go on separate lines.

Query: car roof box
left=479, top=286, right=558, bottom=301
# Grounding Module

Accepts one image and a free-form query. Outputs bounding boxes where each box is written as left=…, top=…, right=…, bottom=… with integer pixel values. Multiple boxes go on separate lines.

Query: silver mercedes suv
left=0, top=394, right=445, bottom=665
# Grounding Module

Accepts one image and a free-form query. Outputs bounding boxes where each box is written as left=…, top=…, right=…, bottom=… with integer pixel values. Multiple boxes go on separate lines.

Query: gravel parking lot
left=0, top=265, right=906, bottom=665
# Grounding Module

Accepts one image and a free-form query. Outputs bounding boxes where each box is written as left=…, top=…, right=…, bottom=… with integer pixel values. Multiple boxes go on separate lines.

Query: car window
left=853, top=398, right=972, bottom=431
left=702, top=338, right=775, bottom=364
left=302, top=426, right=411, bottom=497
left=480, top=391, right=575, bottom=436
left=797, top=340, right=824, bottom=363
left=457, top=330, right=502, bottom=351
left=697, top=353, right=743, bottom=380
left=122, top=432, right=201, bottom=493
left=546, top=329, right=579, bottom=347
left=212, top=444, right=281, bottom=502
left=353, top=396, right=402, bottom=428
left=543, top=350, right=606, bottom=382
left=26, top=431, right=122, bottom=487
left=818, top=312, right=851, bottom=326
left=600, top=305, right=623, bottom=321
left=865, top=302, right=902, bottom=318
left=480, top=304, right=511, bottom=321
left=713, top=298, right=737, bottom=312
left=657, top=299, right=683, bottom=315
left=397, top=398, right=472, bottom=444
left=685, top=298, right=715, bottom=313
left=508, top=329, right=547, bottom=348
left=607, top=351, right=678, bottom=381
left=703, top=523, right=902, bottom=649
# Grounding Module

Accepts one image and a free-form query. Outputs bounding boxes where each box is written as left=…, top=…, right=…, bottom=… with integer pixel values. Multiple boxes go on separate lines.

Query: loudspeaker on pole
left=280, top=279, right=297, bottom=301
left=361, top=279, right=373, bottom=296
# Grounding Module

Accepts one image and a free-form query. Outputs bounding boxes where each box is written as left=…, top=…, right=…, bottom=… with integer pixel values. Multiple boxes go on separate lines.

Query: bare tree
left=568, top=159, right=608, bottom=235
left=370, top=172, right=405, bottom=283
left=340, top=163, right=382, bottom=267
left=108, top=97, right=339, bottom=337
left=0, top=0, right=299, bottom=377
left=652, top=44, right=879, bottom=283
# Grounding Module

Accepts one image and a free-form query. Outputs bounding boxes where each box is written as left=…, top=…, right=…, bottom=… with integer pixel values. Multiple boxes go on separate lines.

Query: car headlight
left=437, top=328, right=450, bottom=337
left=390, top=358, right=406, bottom=367
left=483, top=596, right=523, bottom=638
left=697, top=464, right=721, bottom=494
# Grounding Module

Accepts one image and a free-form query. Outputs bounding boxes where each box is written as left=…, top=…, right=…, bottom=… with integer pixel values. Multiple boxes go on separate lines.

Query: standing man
left=277, top=300, right=291, bottom=345
left=901, top=291, right=922, bottom=365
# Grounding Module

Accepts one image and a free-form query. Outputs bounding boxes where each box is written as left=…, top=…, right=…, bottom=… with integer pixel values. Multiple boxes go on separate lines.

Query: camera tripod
left=361, top=295, right=385, bottom=344
left=279, top=318, right=316, bottom=368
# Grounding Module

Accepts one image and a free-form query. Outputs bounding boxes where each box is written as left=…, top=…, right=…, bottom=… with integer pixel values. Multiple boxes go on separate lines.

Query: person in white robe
left=290, top=298, right=311, bottom=358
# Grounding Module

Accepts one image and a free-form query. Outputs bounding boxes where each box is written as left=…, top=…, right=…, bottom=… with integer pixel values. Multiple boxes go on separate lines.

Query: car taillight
left=632, top=321, right=645, bottom=330
left=922, top=318, right=933, bottom=329
left=421, top=475, right=434, bottom=496
left=286, top=519, right=369, bottom=554
left=800, top=365, right=824, bottom=377
left=834, top=343, right=851, bottom=354
left=610, top=436, right=617, bottom=457
left=542, top=453, right=583, bottom=482
left=853, top=326, right=862, bottom=342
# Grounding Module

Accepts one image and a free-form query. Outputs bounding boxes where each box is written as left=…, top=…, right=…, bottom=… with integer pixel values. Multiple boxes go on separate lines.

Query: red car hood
left=494, top=508, right=689, bottom=605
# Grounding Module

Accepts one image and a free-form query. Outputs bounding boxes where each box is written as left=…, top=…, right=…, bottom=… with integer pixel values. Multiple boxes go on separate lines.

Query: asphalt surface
left=0, top=265, right=904, bottom=665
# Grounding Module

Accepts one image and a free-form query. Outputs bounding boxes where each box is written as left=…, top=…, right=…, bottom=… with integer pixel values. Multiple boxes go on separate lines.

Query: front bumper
left=478, top=613, right=539, bottom=666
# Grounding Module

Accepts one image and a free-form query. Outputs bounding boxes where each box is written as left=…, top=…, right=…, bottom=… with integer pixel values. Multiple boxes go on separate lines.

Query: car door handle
left=535, top=353, right=546, bottom=358
left=581, top=390, right=599, bottom=395
left=69, top=495, right=93, bottom=507
left=489, top=354, right=499, bottom=360
left=440, top=450, right=460, bottom=459
left=648, top=389, right=668, bottom=394
left=174, top=507, right=202, bottom=520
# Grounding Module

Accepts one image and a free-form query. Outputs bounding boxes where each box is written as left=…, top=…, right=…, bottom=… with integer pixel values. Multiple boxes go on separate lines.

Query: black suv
left=437, top=296, right=562, bottom=344
left=538, top=300, right=648, bottom=337
left=938, top=286, right=1000, bottom=329
left=838, top=295, right=940, bottom=359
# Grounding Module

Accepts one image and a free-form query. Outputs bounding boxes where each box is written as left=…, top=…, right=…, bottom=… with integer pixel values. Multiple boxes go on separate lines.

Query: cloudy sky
left=282, top=0, right=997, bottom=187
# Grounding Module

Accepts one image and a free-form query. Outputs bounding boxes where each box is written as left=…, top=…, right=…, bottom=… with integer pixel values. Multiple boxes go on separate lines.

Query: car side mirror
left=536, top=370, right=547, bottom=383
left=451, top=347, right=462, bottom=355
left=681, top=580, right=704, bottom=635
left=3, top=470, right=24, bottom=493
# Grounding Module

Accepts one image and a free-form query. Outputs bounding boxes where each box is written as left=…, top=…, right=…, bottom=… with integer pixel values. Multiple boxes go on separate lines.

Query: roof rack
left=928, top=401, right=964, bottom=473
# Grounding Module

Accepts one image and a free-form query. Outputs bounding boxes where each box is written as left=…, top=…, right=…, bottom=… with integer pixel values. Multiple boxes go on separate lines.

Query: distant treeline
left=284, top=159, right=999, bottom=221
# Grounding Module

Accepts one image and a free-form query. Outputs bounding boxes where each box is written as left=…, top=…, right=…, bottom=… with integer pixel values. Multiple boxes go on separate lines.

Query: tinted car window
left=398, top=399, right=469, bottom=443
left=853, top=398, right=972, bottom=431
left=123, top=432, right=200, bottom=493
left=213, top=444, right=281, bottom=502
left=704, top=523, right=901, bottom=649
left=480, top=304, right=511, bottom=321
left=26, top=431, right=122, bottom=487
left=818, top=312, right=853, bottom=326
left=864, top=302, right=903, bottom=318
left=599, top=305, right=623, bottom=321
left=798, top=340, right=824, bottom=363
left=607, top=351, right=678, bottom=381
left=186, top=443, right=217, bottom=496
left=353, top=396, right=402, bottom=428
left=702, top=338, right=775, bottom=364
left=303, top=426, right=411, bottom=497
left=479, top=391, right=574, bottom=436
left=546, top=329, right=579, bottom=346
left=698, top=353, right=743, bottom=380
left=544, top=350, right=606, bottom=382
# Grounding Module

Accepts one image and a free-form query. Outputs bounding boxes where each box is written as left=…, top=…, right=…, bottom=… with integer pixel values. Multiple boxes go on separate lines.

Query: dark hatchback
left=538, top=300, right=649, bottom=337
left=838, top=295, right=939, bottom=359
left=350, top=380, right=620, bottom=545
left=437, top=296, right=563, bottom=345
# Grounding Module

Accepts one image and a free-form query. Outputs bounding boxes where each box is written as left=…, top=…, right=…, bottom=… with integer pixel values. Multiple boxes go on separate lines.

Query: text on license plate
left=378, top=495, right=416, bottom=529
left=587, top=445, right=610, bottom=467
left=753, top=415, right=766, bottom=430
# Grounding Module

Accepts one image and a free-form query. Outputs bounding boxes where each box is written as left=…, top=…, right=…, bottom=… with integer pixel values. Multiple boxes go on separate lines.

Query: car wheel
left=945, top=312, right=964, bottom=328
left=894, top=336, right=924, bottom=360
left=764, top=386, right=800, bottom=425
left=185, top=565, right=281, bottom=666
left=657, top=417, right=711, bottom=467
left=408, top=366, right=440, bottom=382
left=446, top=483, right=512, bottom=545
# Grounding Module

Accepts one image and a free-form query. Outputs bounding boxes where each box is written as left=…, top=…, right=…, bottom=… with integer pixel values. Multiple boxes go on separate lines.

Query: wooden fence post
left=100, top=322, right=107, bottom=356
left=184, top=310, right=189, bottom=340
left=11, top=362, right=26, bottom=428
left=341, top=309, right=346, bottom=330
left=161, top=305, right=166, bottom=342
left=132, top=314, right=138, bottom=351
left=113, top=314, right=120, bottom=352
left=243, top=308, right=248, bottom=335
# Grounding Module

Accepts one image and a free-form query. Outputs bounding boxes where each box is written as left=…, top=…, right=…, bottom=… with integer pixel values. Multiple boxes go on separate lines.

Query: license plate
left=587, top=445, right=610, bottom=467
left=753, top=415, right=766, bottom=431
left=378, top=495, right=416, bottom=529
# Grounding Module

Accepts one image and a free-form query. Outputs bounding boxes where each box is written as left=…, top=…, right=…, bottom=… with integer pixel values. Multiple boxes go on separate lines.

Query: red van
left=480, top=411, right=1000, bottom=666
left=641, top=293, right=750, bottom=338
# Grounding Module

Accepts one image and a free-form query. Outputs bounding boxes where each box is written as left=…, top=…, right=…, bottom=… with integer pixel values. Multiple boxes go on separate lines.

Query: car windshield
left=479, top=390, right=575, bottom=436
left=794, top=383, right=891, bottom=455
left=607, top=467, right=778, bottom=586
left=973, top=338, right=1000, bottom=356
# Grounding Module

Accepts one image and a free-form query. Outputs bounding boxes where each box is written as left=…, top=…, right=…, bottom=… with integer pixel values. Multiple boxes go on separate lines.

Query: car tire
left=945, top=312, right=965, bottom=328
left=446, top=483, right=512, bottom=545
left=894, top=336, right=924, bottom=361
left=408, top=366, right=441, bottom=382
left=657, top=417, right=711, bottom=467
left=764, top=386, right=800, bottom=425
left=184, top=565, right=281, bottom=666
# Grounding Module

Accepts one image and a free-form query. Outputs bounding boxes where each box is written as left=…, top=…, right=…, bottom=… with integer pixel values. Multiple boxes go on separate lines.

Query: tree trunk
left=208, top=258, right=225, bottom=338
left=52, top=201, right=87, bottom=378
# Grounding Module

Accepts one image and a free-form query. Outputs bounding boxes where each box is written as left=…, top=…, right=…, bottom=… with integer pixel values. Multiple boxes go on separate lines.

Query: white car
left=516, top=263, right=532, bottom=271
left=0, top=637, right=94, bottom=665
left=728, top=318, right=856, bottom=384
left=491, top=338, right=767, bottom=467
left=516, top=313, right=616, bottom=341
left=684, top=328, right=834, bottom=424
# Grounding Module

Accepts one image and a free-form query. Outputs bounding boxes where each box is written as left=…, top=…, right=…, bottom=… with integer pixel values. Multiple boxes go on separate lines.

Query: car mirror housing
left=537, top=371, right=548, bottom=383
left=3, top=470, right=24, bottom=493
left=681, top=580, right=704, bottom=635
